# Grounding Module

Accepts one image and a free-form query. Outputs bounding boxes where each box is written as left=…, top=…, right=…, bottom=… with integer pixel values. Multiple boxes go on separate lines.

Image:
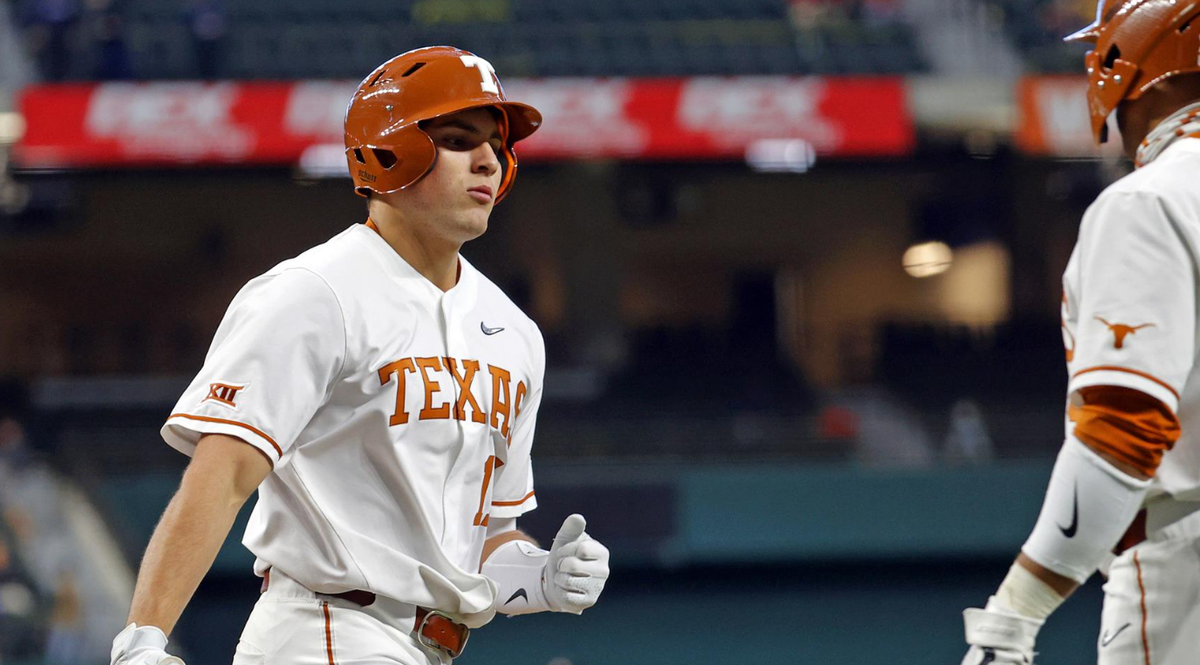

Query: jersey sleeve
left=1066, top=190, right=1196, bottom=412
left=490, top=322, right=545, bottom=519
left=161, top=268, right=347, bottom=464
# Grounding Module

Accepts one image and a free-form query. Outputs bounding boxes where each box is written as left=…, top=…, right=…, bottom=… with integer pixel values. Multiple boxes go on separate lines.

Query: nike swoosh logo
left=503, top=588, right=528, bottom=605
left=481, top=322, right=505, bottom=336
left=1058, top=482, right=1078, bottom=538
left=1102, top=623, right=1131, bottom=646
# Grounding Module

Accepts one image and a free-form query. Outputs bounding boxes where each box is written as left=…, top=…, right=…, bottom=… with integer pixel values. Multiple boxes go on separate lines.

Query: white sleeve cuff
left=162, top=414, right=282, bottom=464
left=1069, top=366, right=1180, bottom=413
left=489, top=491, right=537, bottom=519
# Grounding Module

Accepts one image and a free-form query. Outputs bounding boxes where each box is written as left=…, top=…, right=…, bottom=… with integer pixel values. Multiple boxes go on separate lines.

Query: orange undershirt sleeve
left=1069, top=385, right=1181, bottom=478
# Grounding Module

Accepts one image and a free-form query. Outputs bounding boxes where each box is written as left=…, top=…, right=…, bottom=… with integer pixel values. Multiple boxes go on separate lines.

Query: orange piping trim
left=492, top=491, right=536, bottom=507
left=1134, top=552, right=1150, bottom=665
left=322, top=601, right=336, bottom=665
left=1072, top=366, right=1180, bottom=402
left=168, top=413, right=283, bottom=457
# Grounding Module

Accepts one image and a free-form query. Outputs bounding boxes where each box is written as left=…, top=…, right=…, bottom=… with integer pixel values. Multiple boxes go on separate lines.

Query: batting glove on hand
left=543, top=514, right=610, bottom=614
left=961, top=604, right=1043, bottom=665
left=111, top=623, right=186, bottom=665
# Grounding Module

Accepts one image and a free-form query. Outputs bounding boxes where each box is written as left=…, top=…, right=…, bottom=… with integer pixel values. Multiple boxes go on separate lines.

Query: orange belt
left=411, top=607, right=470, bottom=659
left=260, top=569, right=470, bottom=659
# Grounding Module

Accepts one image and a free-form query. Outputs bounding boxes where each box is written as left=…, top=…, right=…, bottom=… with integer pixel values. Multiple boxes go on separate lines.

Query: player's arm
left=115, top=270, right=343, bottom=664
left=1009, top=398, right=1165, bottom=598
left=963, top=397, right=1171, bottom=665
left=1007, top=398, right=1165, bottom=600
left=481, top=518, right=537, bottom=564
left=480, top=515, right=609, bottom=616
left=479, top=323, right=610, bottom=616
left=962, top=190, right=1190, bottom=664
left=112, top=434, right=270, bottom=664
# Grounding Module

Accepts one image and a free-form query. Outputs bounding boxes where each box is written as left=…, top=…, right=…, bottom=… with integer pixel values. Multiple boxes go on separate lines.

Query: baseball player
left=109, top=46, right=610, bottom=665
left=960, top=2, right=1200, bottom=664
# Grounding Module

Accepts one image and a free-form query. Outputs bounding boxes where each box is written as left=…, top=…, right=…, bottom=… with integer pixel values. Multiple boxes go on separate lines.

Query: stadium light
left=903, top=241, right=953, bottom=278
left=297, top=143, right=351, bottom=179
left=745, top=139, right=816, bottom=173
left=0, top=112, right=25, bottom=145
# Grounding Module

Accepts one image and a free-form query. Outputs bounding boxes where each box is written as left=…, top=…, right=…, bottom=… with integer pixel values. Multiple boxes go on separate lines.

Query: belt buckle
left=417, top=609, right=468, bottom=659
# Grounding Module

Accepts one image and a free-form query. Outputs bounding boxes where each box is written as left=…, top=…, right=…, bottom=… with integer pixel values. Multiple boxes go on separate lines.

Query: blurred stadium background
left=0, top=0, right=1128, bottom=662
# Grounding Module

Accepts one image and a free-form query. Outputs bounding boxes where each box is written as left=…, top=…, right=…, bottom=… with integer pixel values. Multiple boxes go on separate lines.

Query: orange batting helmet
left=1066, top=0, right=1200, bottom=144
left=344, top=46, right=542, bottom=201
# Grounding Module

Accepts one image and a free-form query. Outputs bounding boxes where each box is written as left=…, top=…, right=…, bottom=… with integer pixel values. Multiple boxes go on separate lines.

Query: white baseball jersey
left=162, top=222, right=544, bottom=628
left=1062, top=137, right=1200, bottom=500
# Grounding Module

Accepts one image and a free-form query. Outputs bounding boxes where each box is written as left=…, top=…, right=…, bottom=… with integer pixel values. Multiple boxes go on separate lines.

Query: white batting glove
left=111, top=623, right=186, bottom=665
left=543, top=514, right=610, bottom=614
left=961, top=604, right=1043, bottom=665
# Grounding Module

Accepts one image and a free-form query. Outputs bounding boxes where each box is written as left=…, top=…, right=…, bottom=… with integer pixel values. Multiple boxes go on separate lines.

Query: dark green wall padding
left=101, top=461, right=1108, bottom=665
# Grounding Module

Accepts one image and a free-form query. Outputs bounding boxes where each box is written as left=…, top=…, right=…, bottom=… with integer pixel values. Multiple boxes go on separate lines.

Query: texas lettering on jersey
left=378, top=356, right=529, bottom=442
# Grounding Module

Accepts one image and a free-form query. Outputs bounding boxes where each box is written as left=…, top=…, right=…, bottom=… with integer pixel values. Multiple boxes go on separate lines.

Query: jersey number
left=460, top=55, right=500, bottom=94
left=474, top=455, right=504, bottom=527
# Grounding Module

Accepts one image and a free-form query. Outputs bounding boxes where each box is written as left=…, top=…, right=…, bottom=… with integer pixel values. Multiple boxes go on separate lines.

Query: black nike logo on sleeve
left=1058, top=483, right=1079, bottom=538
left=503, top=588, right=528, bottom=605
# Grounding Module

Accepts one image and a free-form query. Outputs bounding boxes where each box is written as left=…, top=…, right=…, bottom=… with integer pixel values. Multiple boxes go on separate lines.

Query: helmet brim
left=408, top=100, right=543, bottom=147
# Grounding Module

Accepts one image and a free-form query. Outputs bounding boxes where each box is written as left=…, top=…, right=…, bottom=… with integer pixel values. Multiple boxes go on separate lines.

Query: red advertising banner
left=1015, top=76, right=1120, bottom=157
left=17, top=77, right=914, bottom=168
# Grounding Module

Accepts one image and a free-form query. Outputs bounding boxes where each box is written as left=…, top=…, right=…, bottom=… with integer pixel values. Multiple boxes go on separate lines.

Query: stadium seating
left=19, top=0, right=927, bottom=80
left=983, top=0, right=1094, bottom=72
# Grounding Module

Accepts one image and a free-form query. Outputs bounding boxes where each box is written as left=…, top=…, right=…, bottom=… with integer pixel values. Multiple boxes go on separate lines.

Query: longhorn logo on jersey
left=1094, top=317, right=1155, bottom=349
left=204, top=382, right=247, bottom=409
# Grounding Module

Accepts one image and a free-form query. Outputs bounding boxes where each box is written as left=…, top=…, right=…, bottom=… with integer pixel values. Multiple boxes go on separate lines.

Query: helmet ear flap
left=494, top=146, right=519, bottom=203
left=1083, top=46, right=1139, bottom=143
left=347, top=145, right=385, bottom=197
left=372, top=148, right=398, bottom=170
left=1101, top=43, right=1121, bottom=69
left=352, top=126, right=438, bottom=196
left=491, top=108, right=519, bottom=202
left=382, top=125, right=437, bottom=192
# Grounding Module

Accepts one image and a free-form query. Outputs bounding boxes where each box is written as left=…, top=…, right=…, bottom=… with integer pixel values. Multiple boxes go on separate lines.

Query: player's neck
left=1118, top=78, right=1200, bottom=160
left=367, top=216, right=462, bottom=292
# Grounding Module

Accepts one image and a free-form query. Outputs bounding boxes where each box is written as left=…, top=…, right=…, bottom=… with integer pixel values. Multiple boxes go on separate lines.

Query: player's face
left=389, top=108, right=504, bottom=245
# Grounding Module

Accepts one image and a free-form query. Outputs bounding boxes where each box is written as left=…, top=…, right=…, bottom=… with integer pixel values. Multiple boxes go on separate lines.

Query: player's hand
left=111, top=623, right=186, bottom=665
left=961, top=606, right=1043, bottom=665
left=543, top=514, right=610, bottom=614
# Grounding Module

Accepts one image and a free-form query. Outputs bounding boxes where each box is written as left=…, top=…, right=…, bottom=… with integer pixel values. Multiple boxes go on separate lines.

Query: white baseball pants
left=231, top=568, right=447, bottom=665
left=1098, top=506, right=1200, bottom=665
